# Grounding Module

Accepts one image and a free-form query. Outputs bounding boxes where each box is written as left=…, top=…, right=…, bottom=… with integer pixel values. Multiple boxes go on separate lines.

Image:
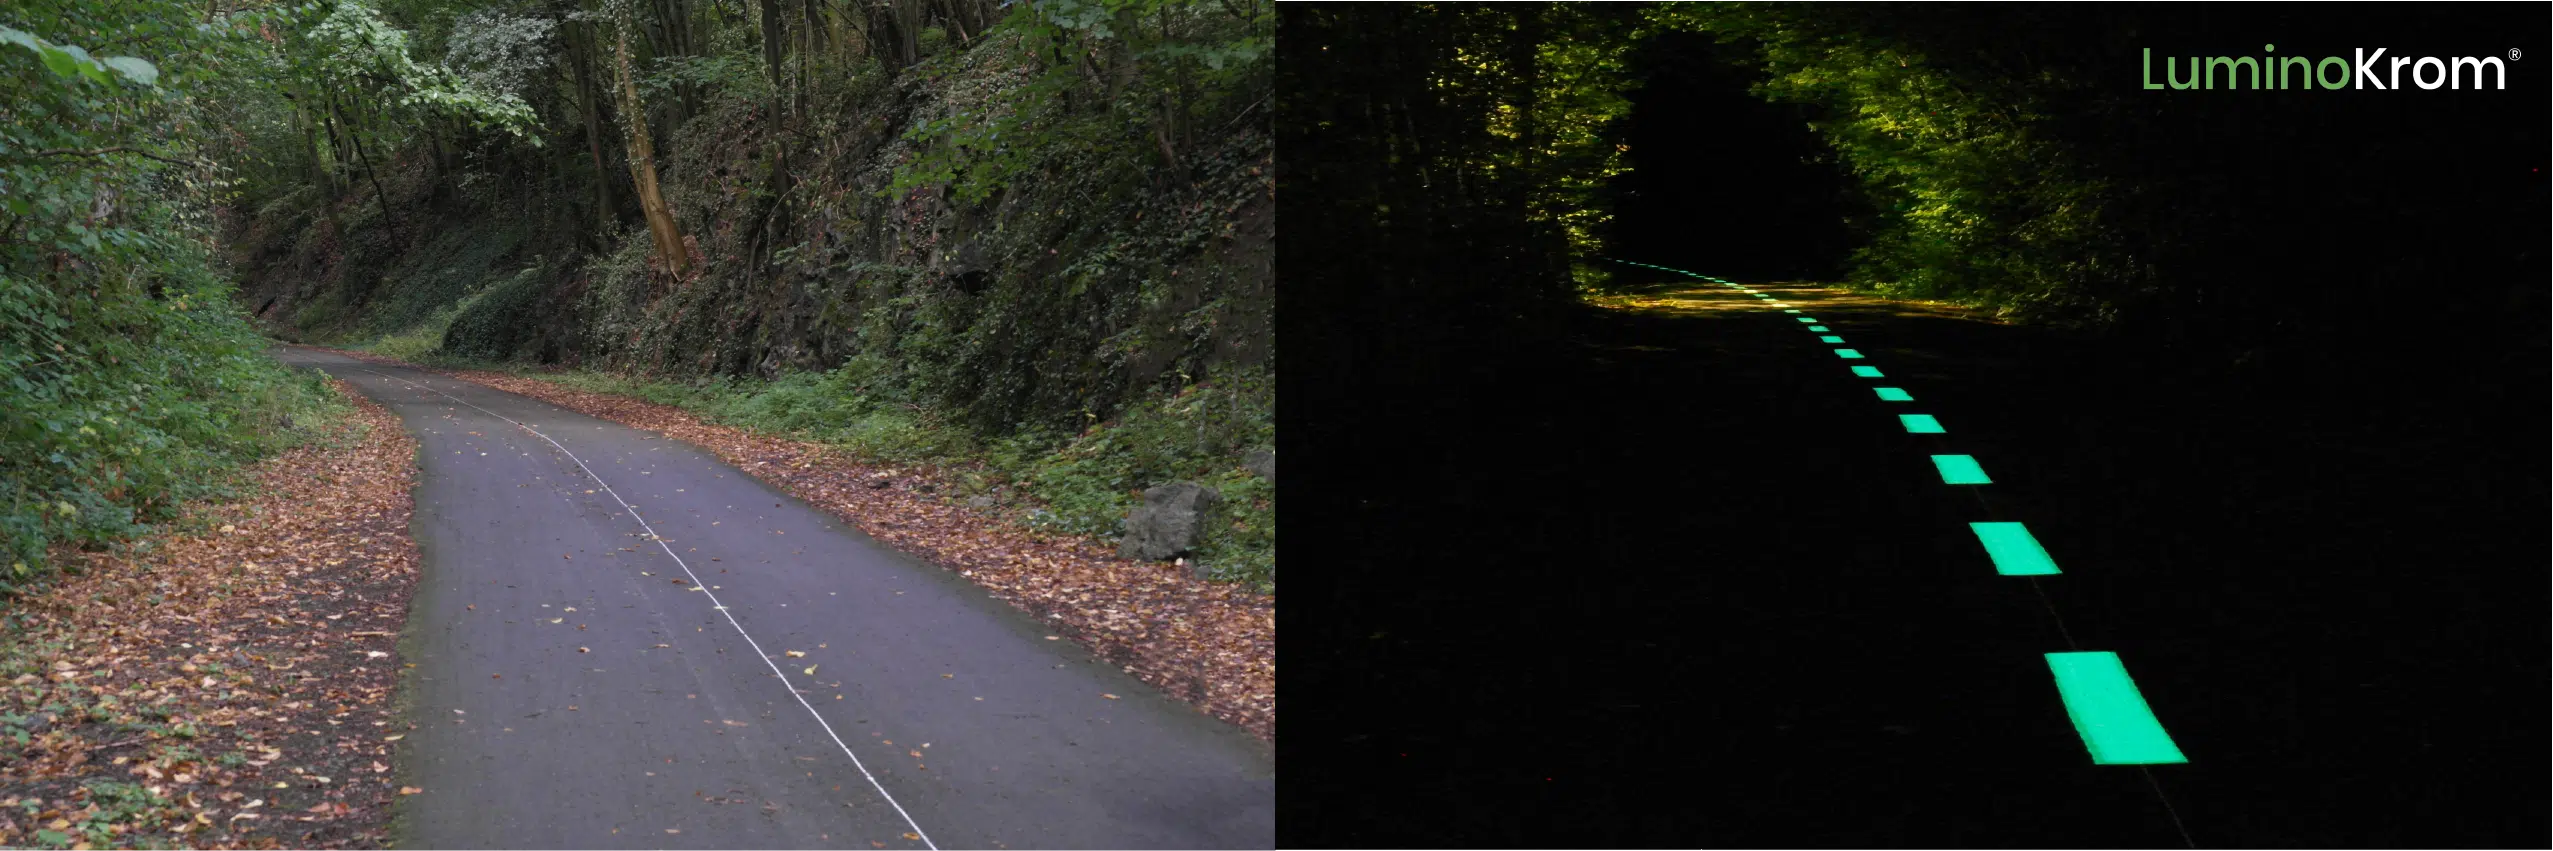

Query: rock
left=967, top=495, right=996, bottom=509
left=1118, top=482, right=1221, bottom=561
left=868, top=477, right=892, bottom=489
left=1242, top=448, right=1274, bottom=483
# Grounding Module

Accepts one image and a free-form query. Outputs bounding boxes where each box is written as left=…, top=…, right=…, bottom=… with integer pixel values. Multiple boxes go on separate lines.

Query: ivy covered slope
left=225, top=0, right=1276, bottom=587
left=0, top=7, right=347, bottom=593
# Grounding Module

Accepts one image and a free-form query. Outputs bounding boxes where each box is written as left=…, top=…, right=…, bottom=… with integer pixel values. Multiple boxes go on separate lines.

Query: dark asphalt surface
left=1288, top=276, right=2546, bottom=848
left=277, top=348, right=1273, bottom=850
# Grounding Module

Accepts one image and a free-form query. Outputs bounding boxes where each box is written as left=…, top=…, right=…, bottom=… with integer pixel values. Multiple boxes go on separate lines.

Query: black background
left=1279, top=3, right=2549, bottom=848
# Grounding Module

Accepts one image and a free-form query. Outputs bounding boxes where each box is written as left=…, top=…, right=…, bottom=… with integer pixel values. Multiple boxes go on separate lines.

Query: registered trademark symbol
left=2512, top=48, right=2524, bottom=60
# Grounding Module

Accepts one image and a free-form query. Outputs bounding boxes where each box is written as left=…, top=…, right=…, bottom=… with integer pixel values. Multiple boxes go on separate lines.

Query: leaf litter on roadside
left=0, top=381, right=423, bottom=849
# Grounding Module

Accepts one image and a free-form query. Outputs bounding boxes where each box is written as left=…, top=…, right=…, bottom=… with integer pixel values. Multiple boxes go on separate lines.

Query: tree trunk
left=760, top=0, right=789, bottom=123
left=797, top=0, right=817, bottom=114
left=568, top=17, right=619, bottom=241
left=332, top=91, right=399, bottom=241
left=300, top=105, right=335, bottom=196
left=614, top=21, right=691, bottom=278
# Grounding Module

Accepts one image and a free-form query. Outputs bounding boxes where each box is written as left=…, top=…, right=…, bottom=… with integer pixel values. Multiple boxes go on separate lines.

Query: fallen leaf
left=578, top=647, right=590, bottom=653
left=785, top=650, right=806, bottom=658
left=804, top=665, right=818, bottom=676
left=1103, top=693, right=1120, bottom=700
left=399, top=787, right=423, bottom=795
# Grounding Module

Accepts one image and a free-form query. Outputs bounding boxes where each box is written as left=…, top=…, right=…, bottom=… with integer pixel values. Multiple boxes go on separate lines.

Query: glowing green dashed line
left=1796, top=317, right=1817, bottom=323
left=1618, top=254, right=2184, bottom=769
left=2046, top=652, right=2188, bottom=765
left=1930, top=454, right=1991, bottom=484
left=1969, top=522, right=2056, bottom=575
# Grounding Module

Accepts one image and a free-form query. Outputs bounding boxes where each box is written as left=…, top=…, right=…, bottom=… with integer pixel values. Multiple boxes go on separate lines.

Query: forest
left=3, top=0, right=1274, bottom=593
left=1287, top=2, right=2545, bottom=373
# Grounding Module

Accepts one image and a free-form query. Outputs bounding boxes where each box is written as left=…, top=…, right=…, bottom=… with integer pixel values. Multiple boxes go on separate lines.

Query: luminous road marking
left=1930, top=454, right=1991, bottom=485
left=350, top=367, right=941, bottom=849
left=1616, top=264, right=2194, bottom=786
left=1969, top=522, right=2058, bottom=576
left=2045, top=652, right=2188, bottom=765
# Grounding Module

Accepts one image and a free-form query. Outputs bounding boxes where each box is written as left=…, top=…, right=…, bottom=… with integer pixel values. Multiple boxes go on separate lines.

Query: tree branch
left=24, top=147, right=209, bottom=169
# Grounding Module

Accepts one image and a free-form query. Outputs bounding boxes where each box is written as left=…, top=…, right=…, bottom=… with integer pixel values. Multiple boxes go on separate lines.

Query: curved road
left=279, top=347, right=1273, bottom=850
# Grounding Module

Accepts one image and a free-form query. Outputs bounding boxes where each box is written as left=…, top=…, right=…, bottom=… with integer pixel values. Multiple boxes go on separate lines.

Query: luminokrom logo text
left=2143, top=45, right=2512, bottom=90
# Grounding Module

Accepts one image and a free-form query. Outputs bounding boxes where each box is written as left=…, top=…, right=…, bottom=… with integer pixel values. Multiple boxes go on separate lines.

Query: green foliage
left=892, top=0, right=1272, bottom=205
left=0, top=2, right=347, bottom=593
left=0, top=26, right=160, bottom=88
left=999, top=368, right=1273, bottom=587
left=1649, top=4, right=2149, bottom=324
left=526, top=363, right=1275, bottom=589
left=442, top=262, right=560, bottom=362
left=1480, top=7, right=1638, bottom=261
left=289, top=0, right=541, bottom=139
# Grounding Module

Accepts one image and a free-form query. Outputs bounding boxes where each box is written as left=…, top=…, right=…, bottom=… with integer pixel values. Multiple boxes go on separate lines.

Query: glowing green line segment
left=1851, top=366, right=1884, bottom=377
left=1874, top=387, right=1912, bottom=401
left=1969, top=522, right=2055, bottom=575
left=2046, top=652, right=2188, bottom=765
left=1899, top=414, right=1944, bottom=433
left=1930, top=454, right=1990, bottom=484
left=1819, top=335, right=1845, bottom=344
left=1808, top=325, right=1829, bottom=331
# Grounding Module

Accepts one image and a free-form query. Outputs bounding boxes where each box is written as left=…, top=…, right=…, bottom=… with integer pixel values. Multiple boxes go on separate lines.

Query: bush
left=2, top=13, right=349, bottom=595
left=443, top=263, right=557, bottom=362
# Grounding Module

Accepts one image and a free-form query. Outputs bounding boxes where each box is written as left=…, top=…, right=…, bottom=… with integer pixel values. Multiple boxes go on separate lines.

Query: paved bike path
left=278, top=347, right=1273, bottom=850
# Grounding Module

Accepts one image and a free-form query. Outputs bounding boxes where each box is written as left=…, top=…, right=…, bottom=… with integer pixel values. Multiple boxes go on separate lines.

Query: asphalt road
left=277, top=348, right=1273, bottom=850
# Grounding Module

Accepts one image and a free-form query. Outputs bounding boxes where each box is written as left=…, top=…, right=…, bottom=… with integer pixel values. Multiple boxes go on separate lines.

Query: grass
left=505, top=363, right=1276, bottom=592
